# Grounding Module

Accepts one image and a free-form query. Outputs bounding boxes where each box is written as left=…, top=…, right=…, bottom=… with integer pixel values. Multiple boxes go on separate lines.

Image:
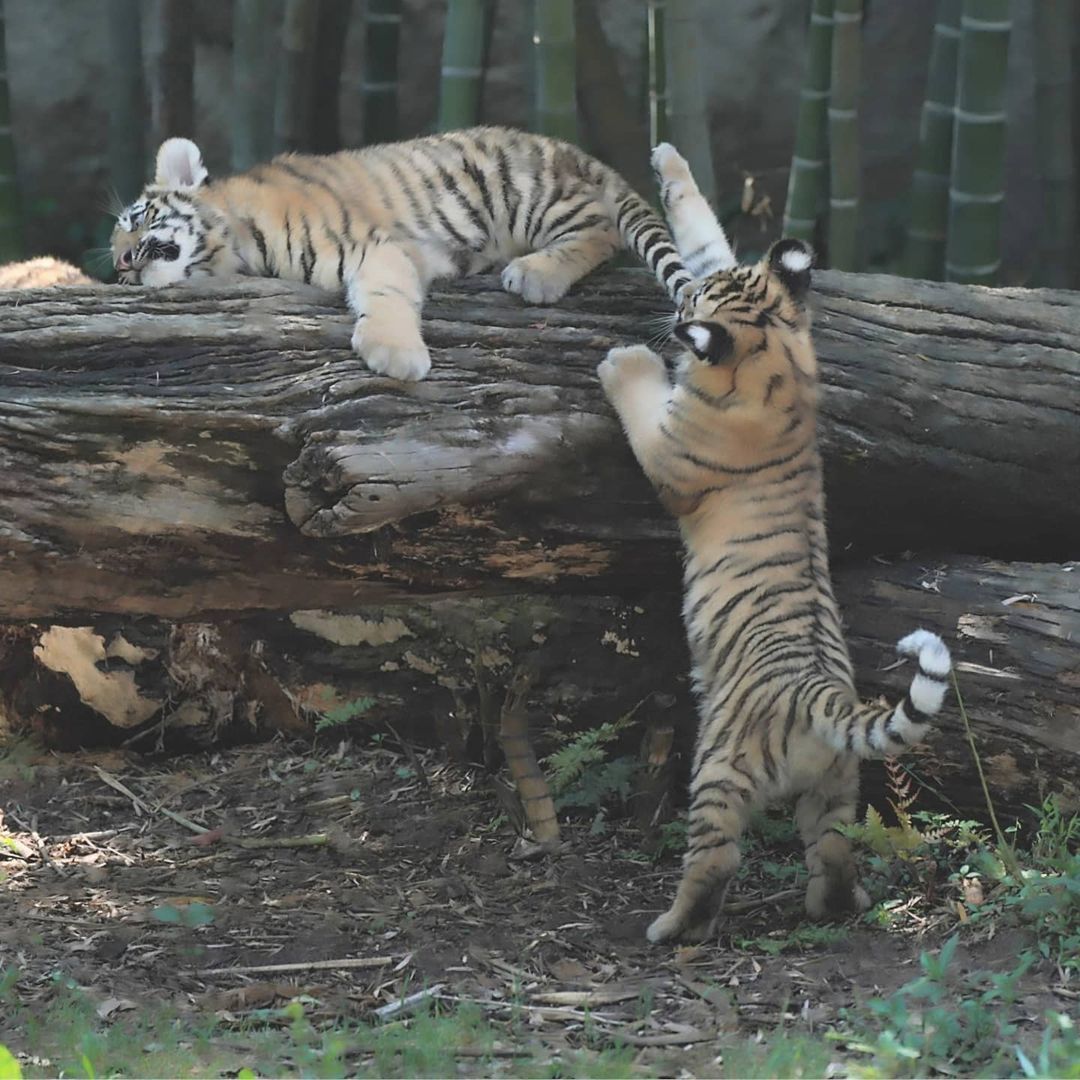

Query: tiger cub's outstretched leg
left=346, top=234, right=430, bottom=382
left=795, top=760, right=870, bottom=920
left=502, top=201, right=619, bottom=305
left=646, top=760, right=750, bottom=943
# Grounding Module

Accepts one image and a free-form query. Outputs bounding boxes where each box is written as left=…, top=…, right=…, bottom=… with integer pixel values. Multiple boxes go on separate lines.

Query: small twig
left=385, top=721, right=430, bottom=794
left=232, top=833, right=329, bottom=850
left=530, top=989, right=639, bottom=1007
left=614, top=1030, right=714, bottom=1047
left=722, top=886, right=802, bottom=914
left=93, top=767, right=150, bottom=814
left=374, top=984, right=445, bottom=1022
left=187, top=955, right=396, bottom=977
left=157, top=805, right=212, bottom=836
left=952, top=672, right=1022, bottom=878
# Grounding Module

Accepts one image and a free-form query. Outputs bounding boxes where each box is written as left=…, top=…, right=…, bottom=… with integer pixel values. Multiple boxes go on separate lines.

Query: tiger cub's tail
left=811, top=630, right=952, bottom=759
left=595, top=172, right=692, bottom=303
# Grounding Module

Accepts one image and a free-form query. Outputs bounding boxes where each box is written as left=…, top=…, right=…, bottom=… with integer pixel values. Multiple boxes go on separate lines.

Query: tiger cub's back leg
left=502, top=197, right=618, bottom=305
left=796, top=757, right=870, bottom=920
left=646, top=761, right=750, bottom=943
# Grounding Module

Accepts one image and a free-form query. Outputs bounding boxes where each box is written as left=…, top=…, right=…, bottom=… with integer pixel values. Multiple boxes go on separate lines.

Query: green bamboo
left=363, top=0, right=401, bottom=144
left=1033, top=0, right=1074, bottom=287
left=827, top=0, right=862, bottom=271
left=532, top=0, right=578, bottom=143
left=903, top=0, right=961, bottom=279
left=232, top=0, right=277, bottom=170
left=663, top=0, right=716, bottom=205
left=148, top=0, right=195, bottom=147
left=437, top=0, right=494, bottom=131
left=274, top=0, right=319, bottom=153
left=310, top=0, right=352, bottom=153
left=945, top=0, right=1011, bottom=285
left=105, top=0, right=145, bottom=202
left=0, top=0, right=22, bottom=260
left=782, top=0, right=833, bottom=243
left=646, top=0, right=667, bottom=147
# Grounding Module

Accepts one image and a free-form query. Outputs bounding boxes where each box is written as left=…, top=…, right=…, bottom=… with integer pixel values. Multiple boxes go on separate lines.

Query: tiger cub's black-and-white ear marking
left=154, top=137, right=208, bottom=191
left=767, top=238, right=814, bottom=302
left=673, top=320, right=734, bottom=365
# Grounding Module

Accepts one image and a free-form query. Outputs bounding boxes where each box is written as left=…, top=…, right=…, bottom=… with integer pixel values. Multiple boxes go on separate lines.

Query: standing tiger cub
left=599, top=145, right=952, bottom=945
left=111, top=128, right=690, bottom=382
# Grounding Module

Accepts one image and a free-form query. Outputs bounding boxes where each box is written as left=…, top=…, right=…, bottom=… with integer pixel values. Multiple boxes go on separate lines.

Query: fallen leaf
left=96, top=997, right=136, bottom=1020
left=548, top=958, right=589, bottom=982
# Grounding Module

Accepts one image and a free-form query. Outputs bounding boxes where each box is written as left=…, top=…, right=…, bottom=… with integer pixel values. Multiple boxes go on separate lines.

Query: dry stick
left=615, top=1030, right=714, bottom=1047
left=188, top=956, right=396, bottom=977
left=233, top=833, right=329, bottom=850
left=952, top=671, right=1021, bottom=878
left=722, top=886, right=802, bottom=914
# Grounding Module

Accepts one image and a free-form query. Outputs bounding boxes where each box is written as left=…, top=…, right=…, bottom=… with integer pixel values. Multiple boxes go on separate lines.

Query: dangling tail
left=585, top=157, right=691, bottom=302
left=810, top=629, right=952, bottom=759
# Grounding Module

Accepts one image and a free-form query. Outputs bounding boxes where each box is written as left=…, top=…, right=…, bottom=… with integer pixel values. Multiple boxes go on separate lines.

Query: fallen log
left=0, top=270, right=1076, bottom=622
left=5, top=556, right=1077, bottom=823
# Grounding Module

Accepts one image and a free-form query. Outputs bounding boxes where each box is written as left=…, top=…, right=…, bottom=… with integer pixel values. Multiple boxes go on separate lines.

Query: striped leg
left=502, top=212, right=619, bottom=304
left=647, top=770, right=748, bottom=943
left=346, top=237, right=430, bottom=382
left=795, top=761, right=869, bottom=920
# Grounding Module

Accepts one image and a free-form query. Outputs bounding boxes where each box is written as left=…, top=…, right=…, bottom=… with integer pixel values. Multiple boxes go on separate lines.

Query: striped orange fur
left=111, top=128, right=691, bottom=381
left=599, top=145, right=952, bottom=944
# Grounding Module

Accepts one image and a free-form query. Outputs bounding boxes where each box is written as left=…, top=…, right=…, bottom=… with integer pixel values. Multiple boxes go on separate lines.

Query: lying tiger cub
left=111, top=128, right=692, bottom=382
left=600, top=144, right=952, bottom=944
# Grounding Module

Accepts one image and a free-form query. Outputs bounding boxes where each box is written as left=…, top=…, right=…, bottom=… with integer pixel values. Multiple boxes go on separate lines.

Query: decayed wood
left=5, top=557, right=1077, bottom=822
left=0, top=270, right=1076, bottom=621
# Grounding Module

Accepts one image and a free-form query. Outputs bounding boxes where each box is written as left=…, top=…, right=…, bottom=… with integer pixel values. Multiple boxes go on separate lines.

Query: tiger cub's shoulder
left=0, top=256, right=95, bottom=289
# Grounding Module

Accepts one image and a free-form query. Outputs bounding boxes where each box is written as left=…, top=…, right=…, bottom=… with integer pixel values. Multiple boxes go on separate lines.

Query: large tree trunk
left=2, top=556, right=1076, bottom=824
left=1, top=270, right=1078, bottom=824
left=0, top=270, right=1076, bottom=625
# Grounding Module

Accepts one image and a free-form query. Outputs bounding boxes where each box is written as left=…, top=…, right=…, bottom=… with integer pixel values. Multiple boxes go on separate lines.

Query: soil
left=0, top=737, right=1073, bottom=1076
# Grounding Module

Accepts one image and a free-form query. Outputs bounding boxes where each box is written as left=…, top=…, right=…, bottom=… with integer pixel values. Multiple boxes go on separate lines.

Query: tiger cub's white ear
left=154, top=138, right=208, bottom=191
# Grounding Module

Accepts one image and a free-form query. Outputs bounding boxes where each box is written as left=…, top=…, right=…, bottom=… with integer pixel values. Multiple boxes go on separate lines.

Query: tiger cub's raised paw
left=597, top=344, right=667, bottom=402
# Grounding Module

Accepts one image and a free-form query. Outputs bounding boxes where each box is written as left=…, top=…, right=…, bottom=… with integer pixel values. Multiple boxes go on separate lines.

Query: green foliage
left=315, top=695, right=377, bottom=733
left=151, top=902, right=215, bottom=928
left=542, top=711, right=642, bottom=818
left=1015, top=1013, right=1080, bottom=1079
left=0, top=1045, right=22, bottom=1080
left=738, top=923, right=848, bottom=956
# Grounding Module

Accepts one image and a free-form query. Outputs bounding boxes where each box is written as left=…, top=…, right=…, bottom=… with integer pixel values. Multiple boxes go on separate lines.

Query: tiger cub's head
left=112, top=138, right=232, bottom=286
left=671, top=238, right=818, bottom=408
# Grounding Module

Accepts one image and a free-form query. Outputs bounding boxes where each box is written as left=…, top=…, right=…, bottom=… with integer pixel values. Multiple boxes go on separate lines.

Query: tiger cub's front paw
left=597, top=345, right=667, bottom=402
left=352, top=318, right=431, bottom=382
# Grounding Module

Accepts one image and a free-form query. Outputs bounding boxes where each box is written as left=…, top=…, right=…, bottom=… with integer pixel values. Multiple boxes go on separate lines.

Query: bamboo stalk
left=0, top=0, right=22, bottom=261
left=783, top=0, right=833, bottom=243
left=437, top=0, right=493, bottom=131
left=945, top=0, right=1011, bottom=285
left=532, top=0, right=578, bottom=143
left=363, top=0, right=401, bottom=144
left=231, top=0, right=272, bottom=170
left=663, top=0, right=715, bottom=205
left=147, top=0, right=195, bottom=148
left=274, top=0, right=319, bottom=153
left=310, top=0, right=352, bottom=153
left=105, top=0, right=146, bottom=203
left=827, top=0, right=862, bottom=270
left=903, top=0, right=961, bottom=279
left=1032, top=0, right=1075, bottom=287
left=646, top=0, right=667, bottom=147
left=575, top=0, right=650, bottom=195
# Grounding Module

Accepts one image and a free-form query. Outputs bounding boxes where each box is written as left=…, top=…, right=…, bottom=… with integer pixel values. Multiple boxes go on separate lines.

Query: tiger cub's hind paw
left=646, top=906, right=718, bottom=945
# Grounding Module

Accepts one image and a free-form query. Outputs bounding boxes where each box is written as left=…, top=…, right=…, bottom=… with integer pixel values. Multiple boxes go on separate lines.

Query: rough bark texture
left=2, top=557, right=1077, bottom=824
left=0, top=269, right=1078, bottom=821
left=0, top=270, right=1076, bottom=627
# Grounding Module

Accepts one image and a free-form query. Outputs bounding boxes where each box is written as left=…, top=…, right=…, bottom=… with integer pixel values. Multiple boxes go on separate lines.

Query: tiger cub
left=0, top=256, right=93, bottom=289
left=110, top=128, right=691, bottom=382
left=599, top=144, right=952, bottom=944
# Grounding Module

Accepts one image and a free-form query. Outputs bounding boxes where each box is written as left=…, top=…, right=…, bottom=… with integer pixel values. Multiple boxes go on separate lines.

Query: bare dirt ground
left=0, top=736, right=1072, bottom=1076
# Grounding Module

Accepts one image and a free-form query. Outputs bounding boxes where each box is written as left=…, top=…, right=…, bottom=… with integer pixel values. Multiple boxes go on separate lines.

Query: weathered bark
left=2, top=557, right=1077, bottom=824
left=0, top=271, right=1076, bottom=628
